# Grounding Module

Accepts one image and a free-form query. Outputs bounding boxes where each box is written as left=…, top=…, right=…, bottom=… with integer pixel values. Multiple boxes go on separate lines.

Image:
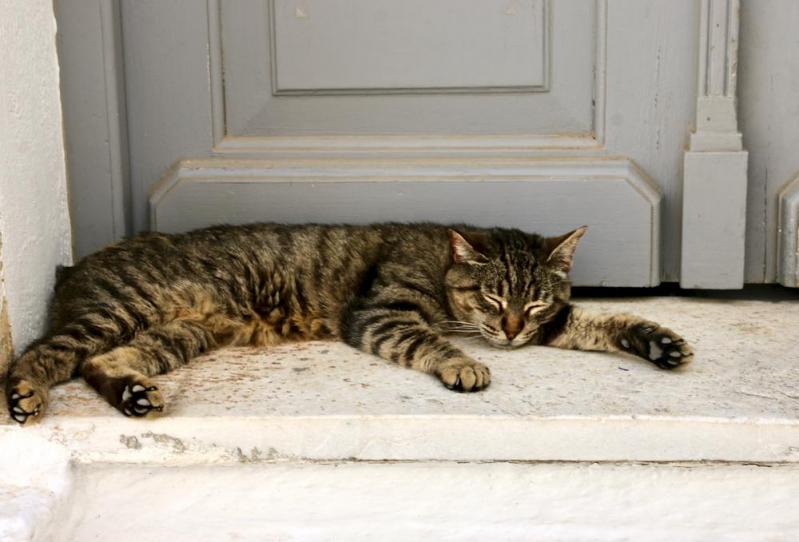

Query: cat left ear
left=545, top=226, right=588, bottom=275
left=448, top=229, right=489, bottom=265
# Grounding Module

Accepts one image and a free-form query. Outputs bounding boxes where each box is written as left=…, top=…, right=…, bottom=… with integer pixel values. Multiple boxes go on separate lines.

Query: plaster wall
left=0, top=0, right=73, bottom=353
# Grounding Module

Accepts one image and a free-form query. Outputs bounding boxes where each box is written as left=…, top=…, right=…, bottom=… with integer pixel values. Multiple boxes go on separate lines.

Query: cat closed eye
left=482, top=294, right=506, bottom=312
left=524, top=302, right=548, bottom=316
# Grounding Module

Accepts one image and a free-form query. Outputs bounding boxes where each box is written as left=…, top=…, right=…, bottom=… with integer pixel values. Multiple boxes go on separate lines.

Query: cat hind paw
left=120, top=378, right=164, bottom=418
left=6, top=379, right=48, bottom=425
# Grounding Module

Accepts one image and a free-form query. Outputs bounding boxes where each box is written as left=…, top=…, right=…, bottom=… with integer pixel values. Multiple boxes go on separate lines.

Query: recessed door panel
left=271, top=0, right=547, bottom=93
left=222, top=0, right=595, bottom=136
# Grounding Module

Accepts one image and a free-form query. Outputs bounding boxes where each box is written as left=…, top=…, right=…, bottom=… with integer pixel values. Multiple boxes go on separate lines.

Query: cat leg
left=80, top=317, right=218, bottom=417
left=541, top=304, right=693, bottom=369
left=341, top=303, right=491, bottom=392
left=6, top=317, right=128, bottom=425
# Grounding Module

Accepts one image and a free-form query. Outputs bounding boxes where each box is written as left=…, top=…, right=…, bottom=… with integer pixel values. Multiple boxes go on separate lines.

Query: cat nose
left=502, top=314, right=523, bottom=340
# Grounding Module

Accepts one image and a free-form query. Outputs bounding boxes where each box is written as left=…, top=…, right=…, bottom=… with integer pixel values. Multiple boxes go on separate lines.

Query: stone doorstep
left=42, top=462, right=799, bottom=542
left=5, top=415, right=798, bottom=466
left=2, top=297, right=799, bottom=465
left=1, top=296, right=799, bottom=539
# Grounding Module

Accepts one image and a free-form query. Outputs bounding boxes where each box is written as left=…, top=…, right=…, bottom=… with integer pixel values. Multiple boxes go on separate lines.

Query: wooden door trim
left=680, top=0, right=748, bottom=289
left=56, top=0, right=131, bottom=257
left=150, top=156, right=662, bottom=287
left=207, top=0, right=608, bottom=154
left=778, top=173, right=799, bottom=287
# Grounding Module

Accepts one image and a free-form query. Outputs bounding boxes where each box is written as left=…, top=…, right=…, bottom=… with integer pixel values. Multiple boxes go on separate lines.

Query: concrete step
left=2, top=296, right=799, bottom=540
left=41, top=462, right=799, bottom=542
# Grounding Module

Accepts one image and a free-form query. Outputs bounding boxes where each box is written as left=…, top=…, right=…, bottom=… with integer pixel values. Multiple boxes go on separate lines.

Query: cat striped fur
left=5, top=223, right=692, bottom=424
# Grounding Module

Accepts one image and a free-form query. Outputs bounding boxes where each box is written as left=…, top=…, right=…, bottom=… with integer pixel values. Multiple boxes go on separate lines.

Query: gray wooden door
left=58, top=0, right=760, bottom=288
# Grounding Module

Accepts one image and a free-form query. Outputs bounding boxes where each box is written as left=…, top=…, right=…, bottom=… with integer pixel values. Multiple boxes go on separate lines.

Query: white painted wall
left=0, top=0, right=73, bottom=354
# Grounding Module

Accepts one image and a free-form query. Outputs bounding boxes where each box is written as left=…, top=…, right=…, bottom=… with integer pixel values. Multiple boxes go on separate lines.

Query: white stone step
left=2, top=296, right=799, bottom=540
left=5, top=297, right=799, bottom=464
left=40, top=462, right=799, bottom=542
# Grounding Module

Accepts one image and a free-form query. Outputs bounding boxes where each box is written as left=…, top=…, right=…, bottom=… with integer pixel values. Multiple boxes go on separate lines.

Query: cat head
left=444, top=226, right=587, bottom=348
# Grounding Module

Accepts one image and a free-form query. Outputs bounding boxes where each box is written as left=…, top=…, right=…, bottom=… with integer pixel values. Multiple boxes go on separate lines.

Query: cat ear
left=448, top=229, right=489, bottom=264
left=545, top=226, right=588, bottom=275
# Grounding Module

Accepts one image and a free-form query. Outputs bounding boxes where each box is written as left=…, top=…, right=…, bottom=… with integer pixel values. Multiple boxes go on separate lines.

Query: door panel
left=739, top=1, right=799, bottom=285
left=151, top=158, right=661, bottom=287
left=271, top=0, right=547, bottom=93
left=222, top=0, right=594, bottom=136
left=120, top=0, right=217, bottom=232
left=61, top=0, right=753, bottom=288
left=125, top=0, right=666, bottom=287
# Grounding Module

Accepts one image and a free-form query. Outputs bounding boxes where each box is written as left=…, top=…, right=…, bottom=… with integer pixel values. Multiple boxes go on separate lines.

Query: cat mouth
left=479, top=324, right=531, bottom=349
left=483, top=335, right=518, bottom=349
left=484, top=334, right=535, bottom=349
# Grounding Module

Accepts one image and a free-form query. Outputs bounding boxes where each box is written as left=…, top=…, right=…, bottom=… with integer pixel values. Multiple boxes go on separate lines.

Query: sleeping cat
left=5, top=223, right=692, bottom=424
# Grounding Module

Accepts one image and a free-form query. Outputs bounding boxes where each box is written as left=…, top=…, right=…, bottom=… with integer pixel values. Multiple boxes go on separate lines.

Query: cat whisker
left=445, top=331, right=484, bottom=337
left=438, top=320, right=480, bottom=328
left=438, top=324, right=481, bottom=332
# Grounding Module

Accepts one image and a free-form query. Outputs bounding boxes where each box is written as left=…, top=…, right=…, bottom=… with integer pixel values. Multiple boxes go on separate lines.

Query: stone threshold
left=2, top=296, right=799, bottom=540
left=3, top=414, right=797, bottom=467
left=2, top=297, right=798, bottom=466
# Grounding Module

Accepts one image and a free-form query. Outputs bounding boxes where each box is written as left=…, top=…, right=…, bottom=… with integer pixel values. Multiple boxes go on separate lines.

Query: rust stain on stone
left=141, top=431, right=187, bottom=453
left=0, top=301, right=12, bottom=376
left=119, top=434, right=142, bottom=449
left=0, top=252, right=13, bottom=377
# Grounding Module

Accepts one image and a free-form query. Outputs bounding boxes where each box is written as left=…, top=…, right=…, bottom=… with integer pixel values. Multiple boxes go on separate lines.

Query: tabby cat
left=5, top=223, right=692, bottom=424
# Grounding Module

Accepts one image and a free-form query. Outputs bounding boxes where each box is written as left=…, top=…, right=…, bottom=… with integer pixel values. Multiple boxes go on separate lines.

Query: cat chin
left=484, top=337, right=517, bottom=349
left=485, top=336, right=534, bottom=350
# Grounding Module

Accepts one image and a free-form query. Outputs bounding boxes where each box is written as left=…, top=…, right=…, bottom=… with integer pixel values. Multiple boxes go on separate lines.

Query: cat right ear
left=545, top=225, right=588, bottom=275
left=448, top=229, right=489, bottom=264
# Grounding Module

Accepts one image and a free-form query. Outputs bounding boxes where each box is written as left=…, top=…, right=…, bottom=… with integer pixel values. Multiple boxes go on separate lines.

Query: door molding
left=56, top=0, right=131, bottom=257
left=209, top=0, right=608, bottom=154
left=150, top=156, right=661, bottom=287
left=778, top=173, right=799, bottom=287
left=266, top=0, right=551, bottom=96
left=680, top=0, right=748, bottom=288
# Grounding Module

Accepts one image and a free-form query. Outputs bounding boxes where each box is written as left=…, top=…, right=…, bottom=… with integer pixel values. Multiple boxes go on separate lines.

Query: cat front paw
left=6, top=379, right=48, bottom=425
left=622, top=323, right=693, bottom=369
left=436, top=359, right=491, bottom=392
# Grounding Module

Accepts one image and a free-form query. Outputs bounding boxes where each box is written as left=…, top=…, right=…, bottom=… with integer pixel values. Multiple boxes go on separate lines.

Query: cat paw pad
left=120, top=380, right=164, bottom=418
left=6, top=380, right=47, bottom=425
left=626, top=324, right=693, bottom=369
left=437, top=360, right=491, bottom=392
